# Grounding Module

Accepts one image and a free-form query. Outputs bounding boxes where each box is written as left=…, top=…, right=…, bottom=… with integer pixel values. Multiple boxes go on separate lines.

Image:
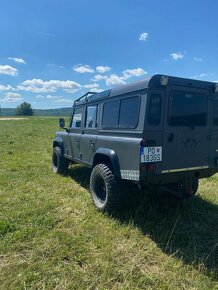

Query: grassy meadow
left=0, top=117, right=217, bottom=289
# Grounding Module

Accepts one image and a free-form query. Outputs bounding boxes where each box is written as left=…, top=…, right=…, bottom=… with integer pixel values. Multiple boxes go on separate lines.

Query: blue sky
left=0, top=0, right=218, bottom=109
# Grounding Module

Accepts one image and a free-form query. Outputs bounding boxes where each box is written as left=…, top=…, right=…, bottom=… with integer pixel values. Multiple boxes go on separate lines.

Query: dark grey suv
left=52, top=74, right=218, bottom=212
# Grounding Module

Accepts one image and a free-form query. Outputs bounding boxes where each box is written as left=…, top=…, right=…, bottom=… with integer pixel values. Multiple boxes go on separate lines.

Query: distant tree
left=16, top=102, right=34, bottom=116
left=0, top=106, right=2, bottom=116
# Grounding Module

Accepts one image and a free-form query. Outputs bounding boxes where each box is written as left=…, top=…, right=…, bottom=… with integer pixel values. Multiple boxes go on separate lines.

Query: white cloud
left=38, top=32, right=55, bottom=37
left=98, top=67, right=148, bottom=87
left=36, top=95, right=45, bottom=99
left=89, top=88, right=103, bottom=93
left=96, top=66, right=111, bottom=73
left=47, top=63, right=64, bottom=69
left=0, top=84, right=15, bottom=91
left=91, top=74, right=108, bottom=82
left=193, top=57, right=203, bottom=62
left=170, top=52, right=184, bottom=60
left=139, top=32, right=148, bottom=41
left=46, top=95, right=62, bottom=100
left=64, top=88, right=81, bottom=94
left=193, top=73, right=208, bottom=79
left=2, top=92, right=22, bottom=102
left=84, top=83, right=99, bottom=89
left=199, top=73, right=208, bottom=77
left=0, top=65, right=18, bottom=76
left=123, top=68, right=147, bottom=79
left=73, top=64, right=94, bottom=73
left=8, top=57, right=26, bottom=64
left=106, top=74, right=126, bottom=86
left=17, top=79, right=81, bottom=93
left=56, top=98, right=73, bottom=103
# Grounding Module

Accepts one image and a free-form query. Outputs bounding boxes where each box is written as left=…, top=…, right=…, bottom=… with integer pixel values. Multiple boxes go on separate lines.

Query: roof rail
left=74, top=91, right=97, bottom=104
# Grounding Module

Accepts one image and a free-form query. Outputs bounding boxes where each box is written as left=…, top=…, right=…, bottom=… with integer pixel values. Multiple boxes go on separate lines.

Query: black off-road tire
left=52, top=146, right=69, bottom=176
left=166, top=178, right=199, bottom=199
left=192, top=178, right=199, bottom=194
left=90, top=164, right=124, bottom=212
left=184, top=178, right=199, bottom=198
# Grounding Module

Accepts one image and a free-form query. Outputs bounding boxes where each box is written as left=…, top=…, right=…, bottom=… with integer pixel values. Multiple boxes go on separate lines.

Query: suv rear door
left=162, top=86, right=210, bottom=173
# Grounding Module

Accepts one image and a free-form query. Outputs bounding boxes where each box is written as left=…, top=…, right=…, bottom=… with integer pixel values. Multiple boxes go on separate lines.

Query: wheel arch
left=53, top=137, right=64, bottom=155
left=93, top=148, right=121, bottom=178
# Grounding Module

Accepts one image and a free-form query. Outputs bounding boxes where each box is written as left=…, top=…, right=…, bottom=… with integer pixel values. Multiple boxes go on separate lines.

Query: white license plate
left=140, top=146, right=162, bottom=163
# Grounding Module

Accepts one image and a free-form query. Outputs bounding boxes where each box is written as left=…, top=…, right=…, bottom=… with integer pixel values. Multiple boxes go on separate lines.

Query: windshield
left=168, top=91, right=207, bottom=127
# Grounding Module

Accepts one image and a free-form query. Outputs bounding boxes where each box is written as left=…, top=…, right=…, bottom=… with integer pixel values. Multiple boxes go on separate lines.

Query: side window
left=71, top=108, right=82, bottom=128
left=147, top=94, right=161, bottom=125
left=119, top=96, right=139, bottom=128
left=102, top=100, right=119, bottom=127
left=85, top=106, right=98, bottom=128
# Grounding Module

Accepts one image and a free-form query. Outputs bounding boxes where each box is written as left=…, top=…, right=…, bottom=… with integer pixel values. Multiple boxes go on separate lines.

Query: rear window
left=102, top=96, right=139, bottom=128
left=119, top=97, right=139, bottom=128
left=213, top=99, right=218, bottom=125
left=168, top=91, right=207, bottom=126
left=102, top=100, right=119, bottom=127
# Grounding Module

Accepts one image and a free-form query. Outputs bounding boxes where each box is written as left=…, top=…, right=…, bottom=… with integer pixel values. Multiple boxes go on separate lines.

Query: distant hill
left=0, top=107, right=72, bottom=116
left=34, top=107, right=72, bottom=116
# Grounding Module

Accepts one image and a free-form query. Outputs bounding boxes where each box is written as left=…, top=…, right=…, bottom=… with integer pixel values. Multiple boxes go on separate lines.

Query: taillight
left=140, top=163, right=155, bottom=174
left=149, top=164, right=155, bottom=173
left=141, top=164, right=147, bottom=171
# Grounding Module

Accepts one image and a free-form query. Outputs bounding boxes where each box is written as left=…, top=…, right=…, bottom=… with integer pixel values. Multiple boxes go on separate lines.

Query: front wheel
left=52, top=146, right=69, bottom=176
left=90, top=164, right=124, bottom=212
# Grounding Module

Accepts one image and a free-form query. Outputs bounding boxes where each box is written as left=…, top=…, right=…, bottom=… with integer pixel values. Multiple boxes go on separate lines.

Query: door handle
left=89, top=141, right=95, bottom=150
left=75, top=139, right=80, bottom=143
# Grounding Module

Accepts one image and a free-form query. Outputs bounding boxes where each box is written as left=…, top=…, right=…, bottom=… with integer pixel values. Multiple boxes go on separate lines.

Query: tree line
left=0, top=102, right=72, bottom=116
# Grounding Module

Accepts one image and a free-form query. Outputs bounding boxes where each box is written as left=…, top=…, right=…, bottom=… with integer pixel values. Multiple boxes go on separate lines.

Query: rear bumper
left=161, top=165, right=209, bottom=174
left=139, top=167, right=217, bottom=185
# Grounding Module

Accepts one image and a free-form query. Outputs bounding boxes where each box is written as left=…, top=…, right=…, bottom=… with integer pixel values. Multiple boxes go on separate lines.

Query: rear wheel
left=165, top=178, right=199, bottom=199
left=90, top=164, right=124, bottom=212
left=52, top=146, right=69, bottom=176
left=185, top=178, right=199, bottom=197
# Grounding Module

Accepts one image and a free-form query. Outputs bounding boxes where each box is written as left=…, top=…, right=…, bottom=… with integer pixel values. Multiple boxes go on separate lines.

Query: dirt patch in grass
left=0, top=117, right=28, bottom=120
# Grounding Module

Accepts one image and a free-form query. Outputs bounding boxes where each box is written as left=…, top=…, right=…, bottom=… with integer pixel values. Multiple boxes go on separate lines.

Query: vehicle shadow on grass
left=68, top=165, right=218, bottom=278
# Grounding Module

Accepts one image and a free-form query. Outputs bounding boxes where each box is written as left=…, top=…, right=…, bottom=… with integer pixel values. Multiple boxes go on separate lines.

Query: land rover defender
left=52, top=74, right=218, bottom=212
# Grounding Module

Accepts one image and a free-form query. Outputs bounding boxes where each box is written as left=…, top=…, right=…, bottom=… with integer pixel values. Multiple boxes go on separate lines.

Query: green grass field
left=0, top=117, right=217, bottom=289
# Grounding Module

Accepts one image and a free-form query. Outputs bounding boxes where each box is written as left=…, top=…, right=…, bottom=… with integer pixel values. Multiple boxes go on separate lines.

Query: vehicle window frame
left=147, top=93, right=162, bottom=126
left=213, top=98, right=218, bottom=126
left=118, top=96, right=140, bottom=129
left=70, top=107, right=83, bottom=128
left=85, top=105, right=98, bottom=129
left=102, top=95, right=140, bottom=129
left=102, top=99, right=120, bottom=129
left=168, top=90, right=207, bottom=127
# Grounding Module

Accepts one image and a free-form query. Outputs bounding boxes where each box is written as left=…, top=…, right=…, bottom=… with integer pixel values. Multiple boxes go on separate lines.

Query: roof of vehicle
left=74, top=74, right=217, bottom=106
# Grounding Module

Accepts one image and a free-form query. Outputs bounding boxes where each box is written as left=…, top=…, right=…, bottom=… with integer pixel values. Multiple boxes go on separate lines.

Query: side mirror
left=59, top=118, right=65, bottom=129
